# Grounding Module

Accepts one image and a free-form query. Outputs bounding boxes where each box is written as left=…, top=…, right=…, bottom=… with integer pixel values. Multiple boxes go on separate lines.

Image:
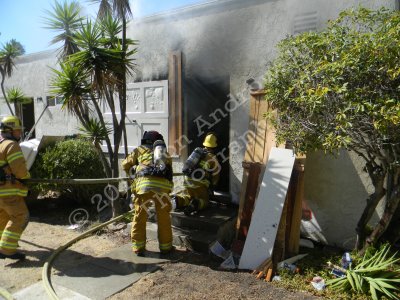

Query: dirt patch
left=1, top=198, right=318, bottom=299
left=0, top=197, right=121, bottom=293
left=108, top=242, right=318, bottom=300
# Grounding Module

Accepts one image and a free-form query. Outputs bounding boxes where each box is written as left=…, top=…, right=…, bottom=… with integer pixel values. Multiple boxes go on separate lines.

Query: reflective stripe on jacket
left=0, top=139, right=30, bottom=197
left=122, top=145, right=173, bottom=195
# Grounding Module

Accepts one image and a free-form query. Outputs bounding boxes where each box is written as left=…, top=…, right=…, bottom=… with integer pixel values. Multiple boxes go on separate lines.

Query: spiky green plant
left=78, top=117, right=112, bottom=177
left=78, top=117, right=112, bottom=145
left=42, top=0, right=84, bottom=57
left=327, top=244, right=400, bottom=300
left=6, top=87, right=32, bottom=104
left=0, top=39, right=25, bottom=115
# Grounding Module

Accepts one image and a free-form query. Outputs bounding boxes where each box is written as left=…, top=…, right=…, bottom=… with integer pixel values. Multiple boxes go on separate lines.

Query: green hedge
left=30, top=138, right=106, bottom=203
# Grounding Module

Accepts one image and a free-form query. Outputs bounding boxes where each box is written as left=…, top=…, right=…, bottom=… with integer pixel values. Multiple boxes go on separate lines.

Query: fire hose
left=26, top=177, right=132, bottom=300
left=42, top=208, right=135, bottom=300
left=0, top=176, right=184, bottom=299
left=23, top=175, right=182, bottom=300
left=0, top=287, right=13, bottom=300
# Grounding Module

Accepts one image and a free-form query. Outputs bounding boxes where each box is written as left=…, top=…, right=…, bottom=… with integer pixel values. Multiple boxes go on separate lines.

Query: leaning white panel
left=239, top=147, right=295, bottom=270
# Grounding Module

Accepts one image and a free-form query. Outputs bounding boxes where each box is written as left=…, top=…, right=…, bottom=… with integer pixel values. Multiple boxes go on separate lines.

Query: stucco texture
left=1, top=0, right=397, bottom=246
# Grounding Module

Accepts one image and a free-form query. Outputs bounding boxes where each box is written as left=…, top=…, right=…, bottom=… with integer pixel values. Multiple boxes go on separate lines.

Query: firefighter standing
left=0, top=116, right=30, bottom=260
left=172, top=133, right=221, bottom=215
left=122, top=131, right=174, bottom=256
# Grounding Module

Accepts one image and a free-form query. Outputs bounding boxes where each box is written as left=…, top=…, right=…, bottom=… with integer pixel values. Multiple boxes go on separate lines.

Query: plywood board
left=239, top=147, right=295, bottom=270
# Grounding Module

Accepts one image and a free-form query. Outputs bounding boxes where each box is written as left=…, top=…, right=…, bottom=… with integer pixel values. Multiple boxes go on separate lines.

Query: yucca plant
left=78, top=117, right=112, bottom=178
left=0, top=40, right=25, bottom=115
left=42, top=0, right=84, bottom=57
left=327, top=244, right=400, bottom=300
left=78, top=117, right=112, bottom=145
left=6, top=87, right=32, bottom=104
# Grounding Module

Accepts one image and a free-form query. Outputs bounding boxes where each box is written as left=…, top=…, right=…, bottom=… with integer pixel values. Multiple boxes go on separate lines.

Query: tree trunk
left=110, top=15, right=129, bottom=217
left=110, top=145, right=123, bottom=218
left=95, top=142, right=112, bottom=178
left=355, top=161, right=386, bottom=250
left=0, top=69, right=15, bottom=116
left=122, top=16, right=128, bottom=157
left=363, top=185, right=400, bottom=252
left=381, top=204, right=400, bottom=244
left=355, top=190, right=385, bottom=250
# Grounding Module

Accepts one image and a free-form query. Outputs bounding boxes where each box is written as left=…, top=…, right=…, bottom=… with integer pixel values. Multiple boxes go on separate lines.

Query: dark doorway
left=15, top=98, right=35, bottom=139
left=184, top=75, right=230, bottom=192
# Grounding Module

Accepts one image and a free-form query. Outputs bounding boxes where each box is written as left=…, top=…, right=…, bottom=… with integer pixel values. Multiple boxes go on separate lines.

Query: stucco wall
left=1, top=0, right=396, bottom=246
left=127, top=0, right=395, bottom=246
left=127, top=0, right=396, bottom=246
left=3, top=50, right=79, bottom=138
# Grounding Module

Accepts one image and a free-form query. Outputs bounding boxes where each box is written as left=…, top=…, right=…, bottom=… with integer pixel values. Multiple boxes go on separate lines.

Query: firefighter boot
left=0, top=251, right=26, bottom=260
left=184, top=198, right=200, bottom=216
left=171, top=195, right=186, bottom=211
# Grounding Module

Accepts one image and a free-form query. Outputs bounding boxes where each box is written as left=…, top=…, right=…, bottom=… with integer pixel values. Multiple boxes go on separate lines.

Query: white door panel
left=102, top=80, right=169, bottom=153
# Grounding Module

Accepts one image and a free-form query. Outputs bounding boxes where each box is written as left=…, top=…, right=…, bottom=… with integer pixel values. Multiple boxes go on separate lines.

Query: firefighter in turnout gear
left=172, top=133, right=221, bottom=215
left=122, top=131, right=174, bottom=256
left=0, top=116, right=30, bottom=260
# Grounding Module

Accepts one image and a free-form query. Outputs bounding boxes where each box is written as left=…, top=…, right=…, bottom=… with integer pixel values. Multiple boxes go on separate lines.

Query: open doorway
left=15, top=98, right=35, bottom=139
left=184, top=75, right=230, bottom=192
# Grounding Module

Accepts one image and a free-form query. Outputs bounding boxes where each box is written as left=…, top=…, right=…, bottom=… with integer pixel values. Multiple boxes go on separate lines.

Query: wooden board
left=168, top=51, right=183, bottom=156
left=239, top=147, right=295, bottom=270
left=236, top=91, right=274, bottom=240
left=236, top=162, right=262, bottom=241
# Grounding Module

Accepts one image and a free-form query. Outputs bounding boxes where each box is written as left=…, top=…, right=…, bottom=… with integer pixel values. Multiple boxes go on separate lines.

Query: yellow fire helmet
left=0, top=115, right=22, bottom=132
left=203, top=133, right=217, bottom=148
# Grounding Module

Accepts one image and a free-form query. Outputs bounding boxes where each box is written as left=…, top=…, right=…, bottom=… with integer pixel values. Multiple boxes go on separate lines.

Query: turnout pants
left=131, top=191, right=172, bottom=253
left=0, top=196, right=29, bottom=255
left=176, top=185, right=210, bottom=210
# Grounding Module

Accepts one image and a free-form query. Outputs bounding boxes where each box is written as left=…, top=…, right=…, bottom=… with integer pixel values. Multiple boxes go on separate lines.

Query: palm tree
left=47, top=3, right=137, bottom=217
left=7, top=87, right=32, bottom=138
left=0, top=40, right=25, bottom=115
left=43, top=0, right=84, bottom=58
left=89, top=0, right=133, bottom=156
left=78, top=117, right=113, bottom=178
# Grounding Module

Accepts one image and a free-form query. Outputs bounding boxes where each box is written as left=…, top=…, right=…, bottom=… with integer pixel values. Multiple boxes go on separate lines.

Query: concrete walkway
left=13, top=243, right=171, bottom=300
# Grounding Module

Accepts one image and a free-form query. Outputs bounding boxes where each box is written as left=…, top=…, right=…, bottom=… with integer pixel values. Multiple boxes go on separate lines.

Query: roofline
left=133, top=0, right=276, bottom=25
left=16, top=49, right=57, bottom=63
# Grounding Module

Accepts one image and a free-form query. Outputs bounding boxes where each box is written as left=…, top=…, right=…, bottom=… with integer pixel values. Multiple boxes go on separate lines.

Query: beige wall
left=2, top=0, right=397, bottom=246
left=3, top=50, right=80, bottom=138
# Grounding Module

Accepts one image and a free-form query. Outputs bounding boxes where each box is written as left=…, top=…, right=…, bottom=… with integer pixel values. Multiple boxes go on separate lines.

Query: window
left=46, top=96, right=63, bottom=107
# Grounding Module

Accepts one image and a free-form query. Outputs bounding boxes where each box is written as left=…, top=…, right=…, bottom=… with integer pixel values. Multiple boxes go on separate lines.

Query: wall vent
left=292, top=11, right=318, bottom=35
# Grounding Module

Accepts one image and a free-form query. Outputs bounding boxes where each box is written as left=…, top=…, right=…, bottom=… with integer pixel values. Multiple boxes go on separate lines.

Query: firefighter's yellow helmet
left=203, top=133, right=217, bottom=148
left=0, top=115, right=22, bottom=132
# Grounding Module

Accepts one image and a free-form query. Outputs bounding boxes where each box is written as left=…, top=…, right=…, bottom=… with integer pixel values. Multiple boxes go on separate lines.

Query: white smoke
left=131, top=0, right=144, bottom=18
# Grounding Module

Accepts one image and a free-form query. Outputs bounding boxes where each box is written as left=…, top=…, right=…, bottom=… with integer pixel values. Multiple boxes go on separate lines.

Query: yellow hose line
left=0, top=287, right=13, bottom=300
left=42, top=209, right=134, bottom=300
left=26, top=174, right=183, bottom=185
left=27, top=177, right=130, bottom=185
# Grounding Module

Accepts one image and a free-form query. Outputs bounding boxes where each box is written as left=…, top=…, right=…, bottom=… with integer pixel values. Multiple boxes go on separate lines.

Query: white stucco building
left=1, top=0, right=397, bottom=248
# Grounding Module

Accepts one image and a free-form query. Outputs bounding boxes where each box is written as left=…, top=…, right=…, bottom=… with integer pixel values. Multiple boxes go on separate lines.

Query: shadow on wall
left=303, top=149, right=380, bottom=249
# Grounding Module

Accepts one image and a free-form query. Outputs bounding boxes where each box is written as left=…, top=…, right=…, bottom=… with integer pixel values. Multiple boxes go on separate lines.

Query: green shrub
left=30, top=138, right=106, bottom=204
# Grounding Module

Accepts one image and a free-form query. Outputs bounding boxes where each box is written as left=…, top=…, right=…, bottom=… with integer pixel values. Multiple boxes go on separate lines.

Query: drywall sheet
left=239, top=147, right=295, bottom=270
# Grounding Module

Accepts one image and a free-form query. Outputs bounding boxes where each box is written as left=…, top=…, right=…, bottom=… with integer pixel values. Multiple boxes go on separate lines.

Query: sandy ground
left=0, top=198, right=319, bottom=299
left=0, top=198, right=119, bottom=294
left=109, top=241, right=319, bottom=300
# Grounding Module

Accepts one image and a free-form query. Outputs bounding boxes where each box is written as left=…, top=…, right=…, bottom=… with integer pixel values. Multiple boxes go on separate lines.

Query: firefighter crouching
left=0, top=116, right=30, bottom=260
left=172, top=133, right=221, bottom=215
left=122, top=131, right=174, bottom=256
